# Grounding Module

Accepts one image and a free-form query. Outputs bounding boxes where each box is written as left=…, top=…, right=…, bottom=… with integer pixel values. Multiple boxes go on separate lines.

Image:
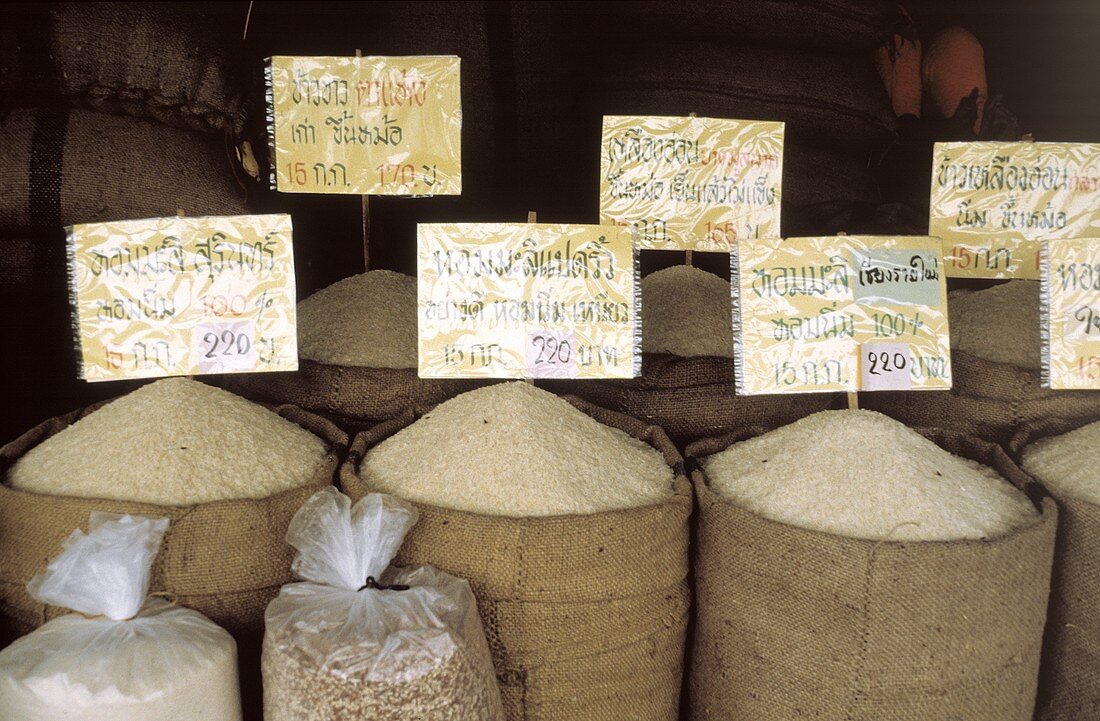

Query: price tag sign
left=66, top=214, right=298, bottom=381
left=418, top=223, right=638, bottom=379
left=266, top=55, right=461, bottom=195
left=600, top=115, right=783, bottom=251
left=1041, top=237, right=1100, bottom=389
left=930, top=141, right=1100, bottom=279
left=733, top=235, right=951, bottom=394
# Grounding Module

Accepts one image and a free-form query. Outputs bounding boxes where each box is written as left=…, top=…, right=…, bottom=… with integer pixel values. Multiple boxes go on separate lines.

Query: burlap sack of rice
left=0, top=108, right=247, bottom=233
left=225, top=271, right=485, bottom=431
left=0, top=380, right=346, bottom=639
left=1013, top=420, right=1100, bottom=721
left=686, top=411, right=1057, bottom=721
left=862, top=280, right=1100, bottom=446
left=339, top=384, right=691, bottom=721
left=554, top=265, right=835, bottom=445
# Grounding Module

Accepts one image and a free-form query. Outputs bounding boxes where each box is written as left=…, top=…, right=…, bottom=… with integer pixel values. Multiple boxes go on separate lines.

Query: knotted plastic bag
left=261, top=487, right=503, bottom=721
left=0, top=513, right=243, bottom=721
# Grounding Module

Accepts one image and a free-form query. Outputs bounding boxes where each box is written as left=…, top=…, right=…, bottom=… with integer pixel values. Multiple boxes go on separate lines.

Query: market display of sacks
left=262, top=488, right=504, bottom=721
left=687, top=410, right=1056, bottom=721
left=0, top=513, right=243, bottom=721
left=555, top=265, right=836, bottom=445
left=340, top=383, right=691, bottom=721
left=1016, top=420, right=1100, bottom=720
left=225, top=271, right=487, bottom=431
left=862, top=281, right=1100, bottom=447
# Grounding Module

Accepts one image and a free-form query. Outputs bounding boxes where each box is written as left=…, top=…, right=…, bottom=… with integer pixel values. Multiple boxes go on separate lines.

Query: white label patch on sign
left=525, top=329, right=578, bottom=379
left=66, top=214, right=297, bottom=382
left=860, top=342, right=913, bottom=391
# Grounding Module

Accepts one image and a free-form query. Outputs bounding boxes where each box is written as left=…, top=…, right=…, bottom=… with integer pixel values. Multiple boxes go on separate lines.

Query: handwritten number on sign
left=530, top=334, right=572, bottom=365
left=202, top=329, right=252, bottom=359
left=866, top=349, right=908, bottom=376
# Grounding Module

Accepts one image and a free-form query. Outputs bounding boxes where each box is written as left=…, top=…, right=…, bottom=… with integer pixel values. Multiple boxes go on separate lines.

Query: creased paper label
left=930, top=141, right=1100, bottom=279
left=66, top=214, right=297, bottom=382
left=733, top=235, right=951, bottom=394
left=418, top=223, right=638, bottom=379
left=1041, top=237, right=1100, bottom=389
left=600, top=115, right=783, bottom=251
left=267, top=55, right=461, bottom=195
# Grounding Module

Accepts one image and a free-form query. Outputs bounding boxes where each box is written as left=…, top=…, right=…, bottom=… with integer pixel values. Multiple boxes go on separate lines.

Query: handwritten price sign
left=930, top=141, right=1100, bottom=279
left=733, top=235, right=951, bottom=394
left=600, top=115, right=784, bottom=252
left=66, top=214, right=297, bottom=381
left=1041, top=237, right=1100, bottom=389
left=267, top=55, right=461, bottom=195
left=418, top=223, right=638, bottom=379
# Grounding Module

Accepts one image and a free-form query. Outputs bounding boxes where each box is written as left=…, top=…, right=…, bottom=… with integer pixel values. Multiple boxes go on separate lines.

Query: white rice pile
left=8, top=378, right=328, bottom=505
left=296, top=270, right=417, bottom=367
left=360, top=382, right=674, bottom=516
left=949, top=280, right=1040, bottom=370
left=1021, top=420, right=1100, bottom=506
left=703, top=410, right=1038, bottom=541
left=641, top=265, right=733, bottom=358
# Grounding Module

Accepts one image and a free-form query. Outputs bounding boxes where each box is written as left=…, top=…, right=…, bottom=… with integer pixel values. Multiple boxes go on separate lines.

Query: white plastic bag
left=0, top=513, right=243, bottom=721
left=262, top=487, right=504, bottom=721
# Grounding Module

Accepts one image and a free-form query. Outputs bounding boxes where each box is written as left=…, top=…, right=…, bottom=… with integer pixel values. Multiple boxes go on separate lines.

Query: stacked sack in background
left=863, top=281, right=1100, bottom=446
left=0, top=2, right=250, bottom=444
left=226, top=270, right=489, bottom=431
left=552, top=264, right=836, bottom=445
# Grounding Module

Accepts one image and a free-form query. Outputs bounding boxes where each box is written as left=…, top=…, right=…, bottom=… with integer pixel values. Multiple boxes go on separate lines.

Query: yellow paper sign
left=1041, top=238, right=1100, bottom=389
left=600, top=115, right=784, bottom=251
left=66, top=214, right=298, bottom=382
left=733, top=236, right=951, bottom=394
left=266, top=55, right=461, bottom=195
left=930, top=141, right=1100, bottom=279
left=418, top=223, right=638, bottom=379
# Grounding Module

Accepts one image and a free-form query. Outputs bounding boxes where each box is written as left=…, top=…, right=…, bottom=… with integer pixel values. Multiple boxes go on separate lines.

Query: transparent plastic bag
left=0, top=513, right=242, bottom=721
left=262, top=487, right=504, bottom=721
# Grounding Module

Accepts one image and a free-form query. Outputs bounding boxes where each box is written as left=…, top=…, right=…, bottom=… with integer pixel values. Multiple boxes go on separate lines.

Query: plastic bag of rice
left=557, top=265, right=834, bottom=444
left=225, top=270, right=482, bottom=426
left=7, top=377, right=328, bottom=506
left=687, top=410, right=1057, bottom=721
left=359, top=381, right=674, bottom=516
left=0, top=513, right=242, bottom=721
left=262, top=487, right=503, bottom=721
left=862, top=279, right=1100, bottom=445
left=1021, top=422, right=1100, bottom=720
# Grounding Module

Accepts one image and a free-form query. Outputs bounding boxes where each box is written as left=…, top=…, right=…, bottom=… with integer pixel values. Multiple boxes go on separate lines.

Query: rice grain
left=641, top=265, right=733, bottom=358
left=703, top=409, right=1038, bottom=541
left=949, top=280, right=1040, bottom=370
left=1021, top=420, right=1100, bottom=505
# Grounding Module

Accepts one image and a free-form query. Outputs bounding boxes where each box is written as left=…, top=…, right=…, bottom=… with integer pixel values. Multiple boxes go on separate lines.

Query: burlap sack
left=1008, top=421, right=1100, bottom=721
left=861, top=349, right=1100, bottom=448
left=0, top=108, right=247, bottom=233
left=0, top=403, right=345, bottom=639
left=686, top=428, right=1057, bottom=721
left=339, top=397, right=692, bottom=721
left=224, top=360, right=490, bottom=433
left=2, top=2, right=246, bottom=134
left=551, top=354, right=837, bottom=445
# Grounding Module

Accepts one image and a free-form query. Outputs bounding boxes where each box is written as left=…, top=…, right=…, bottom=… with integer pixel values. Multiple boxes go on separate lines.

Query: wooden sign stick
left=686, top=112, right=697, bottom=266
left=525, top=210, right=538, bottom=384
left=356, top=48, right=370, bottom=271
